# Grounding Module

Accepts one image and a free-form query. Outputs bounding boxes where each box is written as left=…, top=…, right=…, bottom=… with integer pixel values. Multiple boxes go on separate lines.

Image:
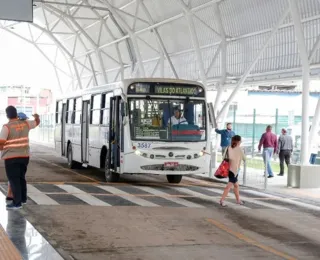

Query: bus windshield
left=128, top=98, right=206, bottom=142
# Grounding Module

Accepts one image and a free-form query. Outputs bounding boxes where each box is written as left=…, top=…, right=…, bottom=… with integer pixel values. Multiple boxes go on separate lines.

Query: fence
left=29, top=114, right=55, bottom=144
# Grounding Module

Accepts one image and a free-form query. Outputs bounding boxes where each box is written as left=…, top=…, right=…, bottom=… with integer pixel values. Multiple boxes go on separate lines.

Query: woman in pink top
left=220, top=135, right=246, bottom=207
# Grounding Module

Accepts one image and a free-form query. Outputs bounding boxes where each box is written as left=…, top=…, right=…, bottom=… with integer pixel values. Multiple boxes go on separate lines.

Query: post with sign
left=0, top=0, right=33, bottom=22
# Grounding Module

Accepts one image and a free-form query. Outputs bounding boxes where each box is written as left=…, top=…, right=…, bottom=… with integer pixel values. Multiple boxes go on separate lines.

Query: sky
left=0, top=29, right=61, bottom=92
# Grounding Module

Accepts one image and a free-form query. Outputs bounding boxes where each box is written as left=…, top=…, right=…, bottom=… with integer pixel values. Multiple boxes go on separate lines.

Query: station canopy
left=1, top=0, right=320, bottom=93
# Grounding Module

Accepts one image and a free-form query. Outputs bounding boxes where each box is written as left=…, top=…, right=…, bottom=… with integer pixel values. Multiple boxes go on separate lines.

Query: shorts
left=228, top=170, right=238, bottom=184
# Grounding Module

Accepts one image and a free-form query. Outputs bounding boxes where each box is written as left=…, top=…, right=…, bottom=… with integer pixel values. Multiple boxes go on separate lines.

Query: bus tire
left=166, top=175, right=182, bottom=184
left=104, top=152, right=120, bottom=182
left=67, top=144, right=81, bottom=169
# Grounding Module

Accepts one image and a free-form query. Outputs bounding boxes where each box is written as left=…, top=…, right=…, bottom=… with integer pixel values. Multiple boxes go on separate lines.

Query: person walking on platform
left=309, top=138, right=319, bottom=164
left=258, top=125, right=277, bottom=178
left=215, top=123, right=235, bottom=155
left=5, top=112, right=29, bottom=202
left=220, top=135, right=246, bottom=207
left=277, top=128, right=293, bottom=176
left=0, top=106, right=40, bottom=210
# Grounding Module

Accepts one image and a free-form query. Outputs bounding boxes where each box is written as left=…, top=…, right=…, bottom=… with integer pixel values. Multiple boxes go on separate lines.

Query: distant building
left=0, top=85, right=53, bottom=118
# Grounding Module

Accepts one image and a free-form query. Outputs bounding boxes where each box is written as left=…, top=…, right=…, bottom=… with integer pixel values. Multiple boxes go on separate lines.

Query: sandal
left=219, top=200, right=227, bottom=207
left=237, top=200, right=245, bottom=205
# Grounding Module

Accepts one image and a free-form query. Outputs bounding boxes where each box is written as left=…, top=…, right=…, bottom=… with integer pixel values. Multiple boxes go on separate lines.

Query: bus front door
left=61, top=103, right=67, bottom=156
left=81, top=100, right=90, bottom=164
left=108, top=96, right=121, bottom=175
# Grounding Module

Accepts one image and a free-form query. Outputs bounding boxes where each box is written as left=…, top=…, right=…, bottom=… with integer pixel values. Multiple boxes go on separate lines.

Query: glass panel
left=67, top=99, right=74, bottom=123
left=75, top=98, right=82, bottom=124
left=102, top=109, right=109, bottom=125
left=128, top=98, right=206, bottom=142
left=104, top=93, right=113, bottom=108
left=92, top=110, right=100, bottom=125
left=93, top=95, right=101, bottom=109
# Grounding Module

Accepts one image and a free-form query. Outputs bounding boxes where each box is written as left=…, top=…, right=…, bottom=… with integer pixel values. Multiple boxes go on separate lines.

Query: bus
left=54, top=78, right=215, bottom=183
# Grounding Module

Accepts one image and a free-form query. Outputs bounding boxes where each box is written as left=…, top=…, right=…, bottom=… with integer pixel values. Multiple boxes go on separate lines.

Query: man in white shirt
left=167, top=107, right=188, bottom=126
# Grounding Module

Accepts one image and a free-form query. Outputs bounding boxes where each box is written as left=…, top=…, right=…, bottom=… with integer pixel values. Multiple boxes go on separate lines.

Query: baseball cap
left=18, top=112, right=28, bottom=120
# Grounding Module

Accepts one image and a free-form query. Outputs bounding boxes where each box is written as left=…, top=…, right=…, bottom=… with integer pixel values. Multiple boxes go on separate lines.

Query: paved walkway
left=0, top=191, right=64, bottom=260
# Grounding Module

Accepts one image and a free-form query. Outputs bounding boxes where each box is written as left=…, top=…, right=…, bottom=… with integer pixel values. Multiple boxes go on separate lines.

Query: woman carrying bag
left=219, top=135, right=246, bottom=207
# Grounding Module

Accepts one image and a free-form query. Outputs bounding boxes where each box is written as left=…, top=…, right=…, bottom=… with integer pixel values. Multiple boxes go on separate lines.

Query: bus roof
left=56, top=78, right=204, bottom=100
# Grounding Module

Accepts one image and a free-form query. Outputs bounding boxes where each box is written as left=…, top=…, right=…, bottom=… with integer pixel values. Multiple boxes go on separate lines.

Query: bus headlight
left=135, top=150, right=142, bottom=156
left=194, top=151, right=204, bottom=158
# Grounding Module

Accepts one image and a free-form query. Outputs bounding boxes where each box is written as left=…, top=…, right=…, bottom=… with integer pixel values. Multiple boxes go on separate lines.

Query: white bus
left=54, top=78, right=215, bottom=183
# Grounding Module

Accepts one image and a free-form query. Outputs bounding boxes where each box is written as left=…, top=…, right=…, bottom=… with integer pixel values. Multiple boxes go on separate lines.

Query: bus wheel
left=104, top=152, right=120, bottom=182
left=67, top=144, right=81, bottom=169
left=166, top=175, right=182, bottom=184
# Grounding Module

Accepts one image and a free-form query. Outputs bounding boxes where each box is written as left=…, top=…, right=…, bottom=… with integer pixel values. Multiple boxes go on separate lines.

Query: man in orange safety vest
left=0, top=106, right=40, bottom=210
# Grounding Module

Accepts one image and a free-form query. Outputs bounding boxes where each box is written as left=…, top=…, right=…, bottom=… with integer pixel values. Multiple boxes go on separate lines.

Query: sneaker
left=6, top=203, right=22, bottom=210
left=219, top=200, right=227, bottom=207
left=6, top=197, right=13, bottom=201
left=237, top=200, right=245, bottom=205
left=268, top=175, right=274, bottom=178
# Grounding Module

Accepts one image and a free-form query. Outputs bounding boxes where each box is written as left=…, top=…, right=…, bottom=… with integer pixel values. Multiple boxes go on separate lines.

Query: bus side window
left=55, top=101, right=62, bottom=124
left=91, top=94, right=101, bottom=125
left=75, top=98, right=82, bottom=124
left=101, top=92, right=112, bottom=125
left=66, top=99, right=74, bottom=124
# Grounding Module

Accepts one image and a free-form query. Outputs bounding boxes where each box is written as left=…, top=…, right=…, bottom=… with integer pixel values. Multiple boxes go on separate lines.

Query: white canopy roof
left=1, top=0, right=320, bottom=93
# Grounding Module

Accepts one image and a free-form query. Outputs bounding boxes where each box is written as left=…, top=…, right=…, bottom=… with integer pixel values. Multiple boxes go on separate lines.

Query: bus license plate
left=164, top=162, right=179, bottom=167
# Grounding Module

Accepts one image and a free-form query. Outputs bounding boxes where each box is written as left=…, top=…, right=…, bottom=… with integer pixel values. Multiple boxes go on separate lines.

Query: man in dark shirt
left=277, top=128, right=293, bottom=176
left=258, top=125, right=277, bottom=178
left=215, top=123, right=235, bottom=155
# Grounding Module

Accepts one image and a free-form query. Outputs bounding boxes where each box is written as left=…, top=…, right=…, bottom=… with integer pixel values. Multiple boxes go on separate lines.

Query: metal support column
left=252, top=109, right=256, bottom=158
left=275, top=108, right=279, bottom=135
left=233, top=106, right=236, bottom=132
left=289, top=0, right=310, bottom=165
left=177, top=0, right=207, bottom=87
left=216, top=8, right=290, bottom=121
left=309, top=98, right=320, bottom=153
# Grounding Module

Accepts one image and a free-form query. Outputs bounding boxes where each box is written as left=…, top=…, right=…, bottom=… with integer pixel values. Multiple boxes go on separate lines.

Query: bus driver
left=168, top=107, right=188, bottom=126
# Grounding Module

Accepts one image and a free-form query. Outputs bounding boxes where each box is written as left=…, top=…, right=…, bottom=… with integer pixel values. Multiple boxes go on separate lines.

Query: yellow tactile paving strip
left=0, top=225, right=22, bottom=260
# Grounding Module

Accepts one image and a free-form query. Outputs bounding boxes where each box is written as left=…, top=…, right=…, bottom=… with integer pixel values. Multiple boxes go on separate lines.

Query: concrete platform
left=0, top=145, right=320, bottom=259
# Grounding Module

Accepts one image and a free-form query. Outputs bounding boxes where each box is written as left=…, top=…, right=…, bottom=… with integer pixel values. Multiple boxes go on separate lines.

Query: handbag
left=214, top=147, right=230, bottom=179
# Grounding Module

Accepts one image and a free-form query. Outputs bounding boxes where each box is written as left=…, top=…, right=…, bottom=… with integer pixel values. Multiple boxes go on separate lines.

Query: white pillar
left=289, top=0, right=310, bottom=165
left=309, top=98, right=320, bottom=153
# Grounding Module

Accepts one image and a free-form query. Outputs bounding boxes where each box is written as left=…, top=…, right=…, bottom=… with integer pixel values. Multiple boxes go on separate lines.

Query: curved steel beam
left=43, top=3, right=109, bottom=84
left=96, top=1, right=145, bottom=77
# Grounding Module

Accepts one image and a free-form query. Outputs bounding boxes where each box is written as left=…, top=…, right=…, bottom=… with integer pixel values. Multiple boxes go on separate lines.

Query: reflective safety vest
left=1, top=120, right=30, bottom=160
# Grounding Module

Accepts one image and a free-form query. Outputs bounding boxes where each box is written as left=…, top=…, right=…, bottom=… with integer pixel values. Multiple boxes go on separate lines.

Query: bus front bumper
left=122, top=153, right=210, bottom=175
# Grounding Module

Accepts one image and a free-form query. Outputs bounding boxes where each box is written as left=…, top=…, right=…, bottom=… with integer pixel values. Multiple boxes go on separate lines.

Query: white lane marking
left=137, top=186, right=205, bottom=208
left=205, top=187, right=291, bottom=210
left=243, top=190, right=320, bottom=212
left=27, top=184, right=59, bottom=205
left=56, top=185, right=111, bottom=206
left=171, top=187, right=250, bottom=209
left=183, top=176, right=224, bottom=187
left=98, top=186, right=160, bottom=207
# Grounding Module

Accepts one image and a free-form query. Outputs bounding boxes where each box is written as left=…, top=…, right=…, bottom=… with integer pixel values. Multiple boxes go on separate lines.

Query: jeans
left=310, top=153, right=317, bottom=164
left=5, top=157, right=29, bottom=206
left=279, top=150, right=291, bottom=175
left=262, top=147, right=274, bottom=177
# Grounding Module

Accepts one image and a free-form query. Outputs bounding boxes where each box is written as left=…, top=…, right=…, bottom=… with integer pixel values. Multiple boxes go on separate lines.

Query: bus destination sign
left=154, top=85, right=199, bottom=96
left=128, top=83, right=204, bottom=97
